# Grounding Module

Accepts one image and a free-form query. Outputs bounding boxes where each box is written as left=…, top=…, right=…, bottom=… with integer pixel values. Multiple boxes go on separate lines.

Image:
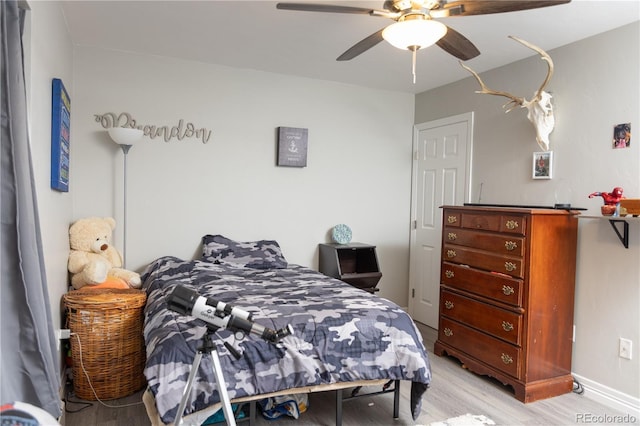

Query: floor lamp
left=107, top=127, right=143, bottom=268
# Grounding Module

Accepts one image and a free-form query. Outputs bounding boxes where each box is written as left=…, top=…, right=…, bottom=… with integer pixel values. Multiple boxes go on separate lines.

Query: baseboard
left=572, top=373, right=640, bottom=418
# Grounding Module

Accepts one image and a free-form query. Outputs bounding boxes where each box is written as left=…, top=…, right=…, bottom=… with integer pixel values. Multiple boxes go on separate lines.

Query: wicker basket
left=63, top=288, right=147, bottom=400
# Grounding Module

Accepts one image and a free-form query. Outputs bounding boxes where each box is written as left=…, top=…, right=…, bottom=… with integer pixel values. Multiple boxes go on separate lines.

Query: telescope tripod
left=174, top=330, right=237, bottom=426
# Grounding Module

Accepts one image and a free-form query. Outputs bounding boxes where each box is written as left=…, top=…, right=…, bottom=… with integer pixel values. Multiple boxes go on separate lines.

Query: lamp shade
left=107, top=127, right=144, bottom=145
left=382, top=19, right=447, bottom=50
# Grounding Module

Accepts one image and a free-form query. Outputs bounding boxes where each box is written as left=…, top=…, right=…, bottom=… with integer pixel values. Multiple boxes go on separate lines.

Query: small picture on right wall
left=612, top=122, right=631, bottom=149
left=532, top=151, right=553, bottom=180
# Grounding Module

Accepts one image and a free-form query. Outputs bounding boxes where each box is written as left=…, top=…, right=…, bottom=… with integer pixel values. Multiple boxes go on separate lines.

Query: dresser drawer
left=441, top=262, right=523, bottom=307
left=440, top=289, right=522, bottom=345
left=439, top=317, right=521, bottom=378
left=444, top=227, right=525, bottom=256
left=459, top=212, right=526, bottom=236
left=443, top=244, right=524, bottom=278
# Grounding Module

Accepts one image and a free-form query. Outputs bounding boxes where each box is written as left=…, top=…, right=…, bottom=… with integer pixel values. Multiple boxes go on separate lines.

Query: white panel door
left=408, top=113, right=472, bottom=328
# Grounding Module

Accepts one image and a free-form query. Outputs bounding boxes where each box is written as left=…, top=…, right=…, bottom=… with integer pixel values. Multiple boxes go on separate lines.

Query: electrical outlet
left=619, top=338, right=632, bottom=360
left=56, top=329, right=71, bottom=340
left=572, top=325, right=576, bottom=342
left=55, top=329, right=71, bottom=351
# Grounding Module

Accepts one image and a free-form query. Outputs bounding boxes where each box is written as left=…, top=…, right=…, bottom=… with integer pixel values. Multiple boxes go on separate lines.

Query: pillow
left=201, top=234, right=288, bottom=269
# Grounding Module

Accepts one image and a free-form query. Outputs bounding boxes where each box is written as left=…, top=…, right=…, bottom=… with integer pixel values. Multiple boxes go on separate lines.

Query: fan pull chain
left=412, top=47, right=417, bottom=84
left=409, top=46, right=419, bottom=84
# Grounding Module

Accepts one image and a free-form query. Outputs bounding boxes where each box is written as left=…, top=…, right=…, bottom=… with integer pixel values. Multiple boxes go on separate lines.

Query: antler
left=460, top=36, right=556, bottom=151
left=460, top=35, right=554, bottom=109
left=508, top=36, right=554, bottom=103
left=459, top=61, right=523, bottom=112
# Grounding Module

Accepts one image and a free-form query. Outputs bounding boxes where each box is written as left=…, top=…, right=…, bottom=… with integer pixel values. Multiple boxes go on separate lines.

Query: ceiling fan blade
left=443, top=0, right=571, bottom=16
left=337, top=29, right=385, bottom=61
left=436, top=26, right=480, bottom=61
left=276, top=3, right=377, bottom=15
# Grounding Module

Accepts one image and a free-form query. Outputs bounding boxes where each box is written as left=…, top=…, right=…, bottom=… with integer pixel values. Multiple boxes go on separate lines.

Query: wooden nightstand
left=318, top=243, right=382, bottom=293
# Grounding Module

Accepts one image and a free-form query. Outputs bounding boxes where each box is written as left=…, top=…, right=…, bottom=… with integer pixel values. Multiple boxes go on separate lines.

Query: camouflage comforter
left=142, top=256, right=431, bottom=424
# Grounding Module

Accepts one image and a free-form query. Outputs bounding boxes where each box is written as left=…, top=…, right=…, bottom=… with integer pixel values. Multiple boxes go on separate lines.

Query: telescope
left=167, top=285, right=293, bottom=344
left=167, top=285, right=294, bottom=426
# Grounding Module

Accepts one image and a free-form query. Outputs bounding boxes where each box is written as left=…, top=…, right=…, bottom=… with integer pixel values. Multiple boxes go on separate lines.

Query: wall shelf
left=578, top=215, right=639, bottom=248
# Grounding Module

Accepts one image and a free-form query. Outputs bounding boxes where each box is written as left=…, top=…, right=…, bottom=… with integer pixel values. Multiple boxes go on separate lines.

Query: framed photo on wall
left=277, top=127, right=308, bottom=167
left=612, top=122, right=631, bottom=149
left=532, top=151, right=553, bottom=180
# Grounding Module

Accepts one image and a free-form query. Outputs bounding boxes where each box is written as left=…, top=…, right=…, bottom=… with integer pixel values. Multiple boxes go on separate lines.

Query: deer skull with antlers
left=461, top=36, right=555, bottom=151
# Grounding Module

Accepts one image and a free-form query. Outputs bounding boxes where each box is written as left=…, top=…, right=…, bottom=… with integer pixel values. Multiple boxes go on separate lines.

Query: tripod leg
left=210, top=349, right=237, bottom=426
left=174, top=352, right=204, bottom=425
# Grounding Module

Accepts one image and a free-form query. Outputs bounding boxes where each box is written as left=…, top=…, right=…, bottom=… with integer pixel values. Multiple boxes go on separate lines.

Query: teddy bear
left=68, top=216, right=141, bottom=290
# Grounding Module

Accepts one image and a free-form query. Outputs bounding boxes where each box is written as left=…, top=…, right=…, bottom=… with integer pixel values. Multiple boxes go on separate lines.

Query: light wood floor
left=64, top=323, right=631, bottom=426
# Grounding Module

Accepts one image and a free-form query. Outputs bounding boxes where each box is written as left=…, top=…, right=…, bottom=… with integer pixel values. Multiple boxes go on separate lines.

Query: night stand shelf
left=318, top=243, right=382, bottom=293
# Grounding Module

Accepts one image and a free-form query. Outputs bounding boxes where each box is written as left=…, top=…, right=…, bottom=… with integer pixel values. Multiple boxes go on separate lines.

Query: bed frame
left=143, top=379, right=401, bottom=425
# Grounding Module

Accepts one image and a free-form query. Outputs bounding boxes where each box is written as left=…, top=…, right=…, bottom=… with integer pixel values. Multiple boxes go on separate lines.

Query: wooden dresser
left=433, top=205, right=579, bottom=403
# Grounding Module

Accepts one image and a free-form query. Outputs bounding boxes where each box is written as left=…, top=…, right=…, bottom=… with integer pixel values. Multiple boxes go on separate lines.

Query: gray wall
left=416, top=22, right=639, bottom=406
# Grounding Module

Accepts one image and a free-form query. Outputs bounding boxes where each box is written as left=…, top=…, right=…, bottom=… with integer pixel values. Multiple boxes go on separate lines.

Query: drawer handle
left=445, top=270, right=454, bottom=279
left=444, top=300, right=454, bottom=310
left=505, top=220, right=519, bottom=230
left=501, top=353, right=514, bottom=364
left=448, top=232, right=457, bottom=241
left=504, top=241, right=518, bottom=251
left=504, top=262, right=517, bottom=272
left=447, top=215, right=457, bottom=224
left=502, top=285, right=515, bottom=296
left=502, top=321, right=514, bottom=332
left=447, top=249, right=456, bottom=258
left=443, top=327, right=453, bottom=337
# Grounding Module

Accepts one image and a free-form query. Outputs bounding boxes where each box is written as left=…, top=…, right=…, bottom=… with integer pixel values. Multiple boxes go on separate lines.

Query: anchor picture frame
left=277, top=126, right=308, bottom=167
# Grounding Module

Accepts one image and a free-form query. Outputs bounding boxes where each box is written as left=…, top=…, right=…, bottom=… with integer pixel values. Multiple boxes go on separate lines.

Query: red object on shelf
left=588, top=187, right=624, bottom=206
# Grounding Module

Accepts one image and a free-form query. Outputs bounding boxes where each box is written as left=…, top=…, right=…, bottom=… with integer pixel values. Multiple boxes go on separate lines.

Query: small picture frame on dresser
left=532, top=151, right=553, bottom=179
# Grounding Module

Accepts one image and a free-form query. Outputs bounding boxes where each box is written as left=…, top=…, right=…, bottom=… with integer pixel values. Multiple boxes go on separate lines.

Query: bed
left=141, top=235, right=432, bottom=425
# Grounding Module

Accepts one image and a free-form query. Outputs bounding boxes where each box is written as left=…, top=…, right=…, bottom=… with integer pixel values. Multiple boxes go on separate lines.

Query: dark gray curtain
left=1, top=0, right=62, bottom=418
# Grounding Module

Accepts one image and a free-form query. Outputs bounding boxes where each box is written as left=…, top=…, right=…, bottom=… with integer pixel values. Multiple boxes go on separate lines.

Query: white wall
left=416, top=22, right=639, bottom=407
left=25, top=1, right=74, bottom=335
left=70, top=48, right=415, bottom=306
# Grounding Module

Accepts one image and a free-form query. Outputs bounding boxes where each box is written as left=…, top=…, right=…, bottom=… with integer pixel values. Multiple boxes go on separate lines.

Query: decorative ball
left=332, top=224, right=352, bottom=244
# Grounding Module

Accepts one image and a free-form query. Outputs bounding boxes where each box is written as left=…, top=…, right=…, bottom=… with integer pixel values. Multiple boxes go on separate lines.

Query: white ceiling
left=59, top=0, right=640, bottom=94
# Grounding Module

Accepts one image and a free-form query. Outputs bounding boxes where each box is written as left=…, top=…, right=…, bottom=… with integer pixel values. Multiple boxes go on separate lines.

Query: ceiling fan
left=276, top=1, right=571, bottom=81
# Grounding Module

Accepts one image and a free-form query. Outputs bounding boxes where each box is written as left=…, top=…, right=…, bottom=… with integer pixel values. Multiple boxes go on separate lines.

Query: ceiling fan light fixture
left=382, top=18, right=447, bottom=51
